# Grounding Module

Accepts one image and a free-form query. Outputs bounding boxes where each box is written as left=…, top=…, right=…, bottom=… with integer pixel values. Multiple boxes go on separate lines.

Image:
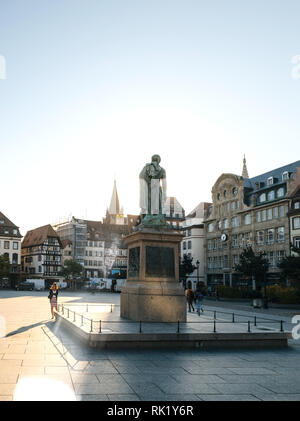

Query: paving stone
left=45, top=366, right=70, bottom=375
left=171, top=374, right=226, bottom=384
left=74, top=382, right=133, bottom=395
left=0, top=384, right=16, bottom=395
left=158, top=382, right=219, bottom=395
left=0, top=395, right=13, bottom=401
left=163, top=394, right=201, bottom=401
left=71, top=374, right=100, bottom=384
left=226, top=367, right=277, bottom=375
left=107, top=394, right=141, bottom=401
left=198, top=394, right=261, bottom=401
left=76, top=394, right=109, bottom=401
left=255, top=394, right=300, bottom=401
left=211, top=383, right=273, bottom=395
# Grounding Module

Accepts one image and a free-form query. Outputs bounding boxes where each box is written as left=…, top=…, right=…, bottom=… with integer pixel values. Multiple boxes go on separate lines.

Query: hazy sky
left=1, top=0, right=300, bottom=236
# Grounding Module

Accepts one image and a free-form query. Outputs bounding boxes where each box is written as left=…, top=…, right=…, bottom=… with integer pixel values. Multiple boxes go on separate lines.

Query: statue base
left=120, top=227, right=186, bottom=322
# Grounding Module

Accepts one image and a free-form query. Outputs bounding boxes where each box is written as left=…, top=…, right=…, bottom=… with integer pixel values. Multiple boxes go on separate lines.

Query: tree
left=234, top=246, right=269, bottom=292
left=179, top=254, right=196, bottom=288
left=0, top=254, right=10, bottom=287
left=278, top=244, right=300, bottom=289
left=58, top=259, right=83, bottom=290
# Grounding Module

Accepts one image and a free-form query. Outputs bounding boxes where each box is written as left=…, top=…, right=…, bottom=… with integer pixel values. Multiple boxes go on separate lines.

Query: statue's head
left=151, top=154, right=161, bottom=164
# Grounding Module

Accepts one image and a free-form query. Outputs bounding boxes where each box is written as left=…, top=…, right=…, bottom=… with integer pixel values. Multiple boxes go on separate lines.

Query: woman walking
left=48, top=282, right=59, bottom=319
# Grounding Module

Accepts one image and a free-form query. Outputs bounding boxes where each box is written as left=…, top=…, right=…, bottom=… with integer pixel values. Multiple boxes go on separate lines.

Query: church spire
left=242, top=154, right=249, bottom=178
left=108, top=179, right=120, bottom=215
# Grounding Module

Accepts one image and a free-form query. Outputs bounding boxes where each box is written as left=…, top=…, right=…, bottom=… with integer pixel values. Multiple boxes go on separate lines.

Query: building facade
left=180, top=202, right=211, bottom=289
left=204, top=159, right=300, bottom=288
left=21, top=224, right=63, bottom=285
left=287, top=166, right=300, bottom=255
left=0, top=211, right=22, bottom=285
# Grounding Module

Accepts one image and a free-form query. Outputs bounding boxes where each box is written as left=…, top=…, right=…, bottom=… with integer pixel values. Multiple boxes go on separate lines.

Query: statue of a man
left=139, top=155, right=167, bottom=216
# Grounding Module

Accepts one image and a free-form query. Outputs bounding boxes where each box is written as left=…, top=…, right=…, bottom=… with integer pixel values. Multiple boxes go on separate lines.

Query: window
left=224, top=190, right=227, bottom=198
left=244, top=214, right=251, bottom=225
left=233, top=255, right=239, bottom=267
left=232, top=216, right=239, bottom=228
left=219, top=256, right=223, bottom=269
left=267, top=229, right=275, bottom=244
left=223, top=255, right=229, bottom=268
left=282, top=171, right=289, bottom=181
left=224, top=218, right=229, bottom=229
left=217, top=193, right=221, bottom=200
left=38, top=266, right=42, bottom=273
left=273, top=207, right=278, bottom=218
left=4, top=241, right=9, bottom=249
left=262, top=210, right=267, bottom=221
left=231, top=201, right=236, bottom=211
left=208, top=223, right=214, bottom=233
left=12, top=253, right=18, bottom=264
left=188, top=241, right=192, bottom=249
left=187, top=229, right=191, bottom=237
left=279, top=205, right=285, bottom=217
left=294, top=202, right=300, bottom=209
left=13, top=242, right=18, bottom=250
left=259, top=193, right=266, bottom=203
left=232, top=187, right=238, bottom=196
left=267, top=177, right=274, bottom=185
left=277, top=250, right=285, bottom=263
left=256, top=231, right=264, bottom=245
left=232, top=235, right=238, bottom=248
left=218, top=220, right=222, bottom=230
left=256, top=211, right=261, bottom=223
left=0, top=219, right=4, bottom=224
left=277, top=227, right=285, bottom=243
left=277, top=188, right=285, bottom=198
left=183, top=242, right=186, bottom=250
left=267, top=208, right=273, bottom=220
left=294, top=237, right=300, bottom=248
left=268, top=251, right=275, bottom=267
left=267, top=191, right=275, bottom=201
left=13, top=229, right=18, bottom=235
left=293, top=217, right=300, bottom=229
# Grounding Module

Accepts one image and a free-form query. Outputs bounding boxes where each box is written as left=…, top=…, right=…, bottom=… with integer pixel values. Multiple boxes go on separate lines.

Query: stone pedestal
left=120, top=228, right=186, bottom=322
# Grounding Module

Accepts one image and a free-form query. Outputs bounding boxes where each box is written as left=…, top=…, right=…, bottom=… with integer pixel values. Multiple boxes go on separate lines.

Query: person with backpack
left=186, top=286, right=195, bottom=312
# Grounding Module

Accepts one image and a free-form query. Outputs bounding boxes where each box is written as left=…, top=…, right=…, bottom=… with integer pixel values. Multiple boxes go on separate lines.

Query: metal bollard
left=111, top=305, right=113, bottom=313
left=90, top=320, right=93, bottom=333
left=254, top=316, right=257, bottom=327
left=280, top=320, right=284, bottom=332
left=248, top=321, right=251, bottom=332
left=177, top=321, right=180, bottom=333
left=214, top=311, right=216, bottom=320
left=232, top=313, right=235, bottom=323
left=67, top=308, right=69, bottom=318
left=99, top=320, right=102, bottom=333
left=73, top=312, right=76, bottom=322
left=214, top=320, right=216, bottom=333
left=139, top=321, right=142, bottom=333
left=81, top=315, right=83, bottom=327
left=62, top=304, right=64, bottom=315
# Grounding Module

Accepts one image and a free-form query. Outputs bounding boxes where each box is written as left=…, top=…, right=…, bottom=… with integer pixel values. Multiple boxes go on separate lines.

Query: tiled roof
left=0, top=211, right=22, bottom=238
left=22, top=224, right=61, bottom=248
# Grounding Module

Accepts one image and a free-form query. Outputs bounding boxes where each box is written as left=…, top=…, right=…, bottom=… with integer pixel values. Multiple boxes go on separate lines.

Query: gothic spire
left=108, top=179, right=120, bottom=215
left=242, top=154, right=249, bottom=178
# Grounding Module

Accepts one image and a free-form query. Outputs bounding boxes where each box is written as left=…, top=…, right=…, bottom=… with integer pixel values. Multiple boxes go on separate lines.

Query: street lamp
left=196, top=260, right=200, bottom=288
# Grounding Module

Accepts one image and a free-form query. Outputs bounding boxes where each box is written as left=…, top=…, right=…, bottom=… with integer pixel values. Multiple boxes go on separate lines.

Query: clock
left=221, top=233, right=228, bottom=242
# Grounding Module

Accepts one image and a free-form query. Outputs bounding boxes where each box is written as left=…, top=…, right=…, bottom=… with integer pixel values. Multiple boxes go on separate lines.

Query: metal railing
left=56, top=304, right=286, bottom=335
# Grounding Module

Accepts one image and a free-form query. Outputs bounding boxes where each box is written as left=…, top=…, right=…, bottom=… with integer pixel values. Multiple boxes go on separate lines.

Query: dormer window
left=267, top=177, right=274, bottom=186
left=0, top=220, right=4, bottom=224
left=259, top=193, right=266, bottom=203
left=282, top=171, right=289, bottom=181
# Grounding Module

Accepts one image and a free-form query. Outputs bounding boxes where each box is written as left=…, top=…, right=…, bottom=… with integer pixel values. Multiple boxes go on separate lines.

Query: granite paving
left=0, top=290, right=300, bottom=401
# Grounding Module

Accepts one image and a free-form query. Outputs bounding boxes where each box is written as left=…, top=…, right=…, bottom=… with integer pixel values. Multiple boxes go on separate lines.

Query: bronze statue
left=139, top=155, right=167, bottom=216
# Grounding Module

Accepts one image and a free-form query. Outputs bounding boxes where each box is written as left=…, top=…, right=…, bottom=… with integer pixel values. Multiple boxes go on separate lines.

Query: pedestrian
left=48, top=282, right=59, bottom=319
left=194, top=288, right=204, bottom=315
left=186, top=286, right=195, bottom=312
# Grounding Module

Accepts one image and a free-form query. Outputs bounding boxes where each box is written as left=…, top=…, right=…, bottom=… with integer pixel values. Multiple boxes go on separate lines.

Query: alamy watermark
left=291, top=55, right=300, bottom=80
left=0, top=54, right=6, bottom=80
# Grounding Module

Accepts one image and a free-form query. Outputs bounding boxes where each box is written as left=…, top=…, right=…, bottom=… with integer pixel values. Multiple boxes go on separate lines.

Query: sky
left=1, top=0, right=300, bottom=236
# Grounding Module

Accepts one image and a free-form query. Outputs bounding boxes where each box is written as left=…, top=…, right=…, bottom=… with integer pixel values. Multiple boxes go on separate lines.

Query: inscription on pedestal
left=128, top=247, right=140, bottom=277
left=146, top=246, right=175, bottom=278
